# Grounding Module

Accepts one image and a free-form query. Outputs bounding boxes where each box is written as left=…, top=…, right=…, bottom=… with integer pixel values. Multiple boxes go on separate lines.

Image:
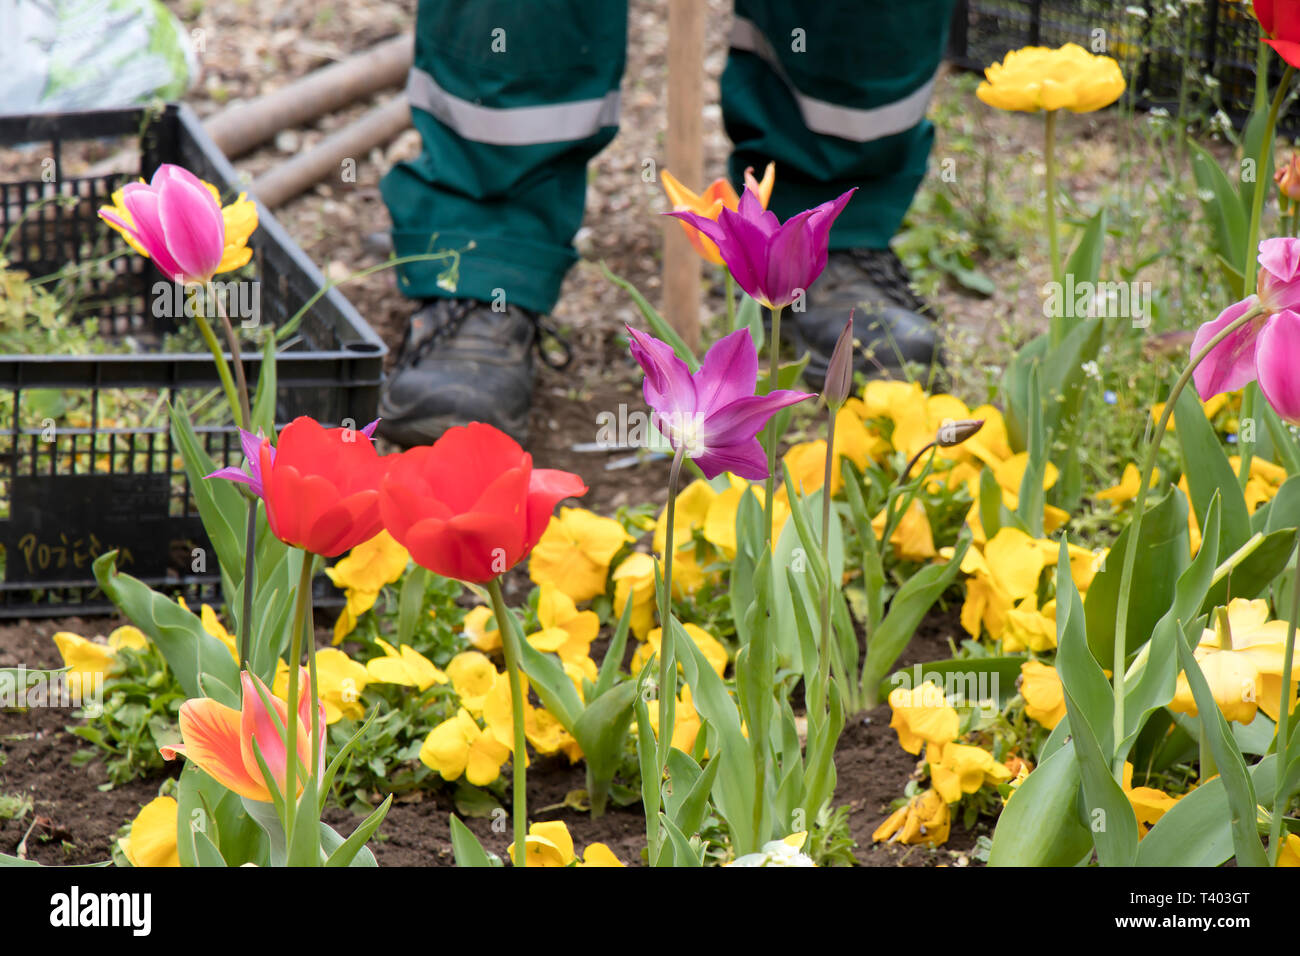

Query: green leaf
left=170, top=399, right=245, bottom=601
left=572, top=680, right=639, bottom=814
left=513, top=622, right=583, bottom=731
left=1175, top=389, right=1251, bottom=559
left=601, top=261, right=699, bottom=371
left=988, top=741, right=1093, bottom=866
left=449, top=814, right=497, bottom=867
left=325, top=795, right=392, bottom=866
left=93, top=551, right=240, bottom=705
left=285, top=776, right=323, bottom=866
left=1263, top=408, right=1300, bottom=475
left=189, top=825, right=228, bottom=867
left=396, top=565, right=427, bottom=646
left=1064, top=208, right=1107, bottom=285
left=1190, top=141, right=1249, bottom=286
left=1174, top=636, right=1269, bottom=866
left=1138, top=755, right=1277, bottom=866
left=737, top=291, right=763, bottom=352
left=1200, top=528, right=1299, bottom=614
left=1084, top=488, right=1189, bottom=667
left=1015, top=367, right=1047, bottom=536
left=593, top=594, right=634, bottom=700
left=249, top=335, right=278, bottom=436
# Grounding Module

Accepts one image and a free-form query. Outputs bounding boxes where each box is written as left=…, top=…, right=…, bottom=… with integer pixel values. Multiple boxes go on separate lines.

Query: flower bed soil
left=0, top=605, right=979, bottom=867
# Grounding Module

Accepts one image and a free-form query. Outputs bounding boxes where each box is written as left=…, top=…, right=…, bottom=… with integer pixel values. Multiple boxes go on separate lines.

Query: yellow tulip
left=120, top=796, right=180, bottom=867
left=528, top=507, right=633, bottom=604
left=976, top=43, right=1125, bottom=113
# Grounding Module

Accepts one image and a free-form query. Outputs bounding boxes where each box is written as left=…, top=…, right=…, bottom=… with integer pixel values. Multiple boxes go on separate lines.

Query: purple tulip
left=627, top=326, right=813, bottom=479
left=1193, top=238, right=1300, bottom=422
left=207, top=420, right=378, bottom=496
left=666, top=188, right=856, bottom=310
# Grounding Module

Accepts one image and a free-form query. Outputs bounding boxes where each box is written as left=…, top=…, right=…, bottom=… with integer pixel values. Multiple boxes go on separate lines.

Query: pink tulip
left=1193, top=238, right=1300, bottom=422
left=98, top=164, right=226, bottom=285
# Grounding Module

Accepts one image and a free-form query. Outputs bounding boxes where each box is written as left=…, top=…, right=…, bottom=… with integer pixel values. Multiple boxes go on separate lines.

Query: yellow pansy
left=175, top=599, right=240, bottom=662
left=926, top=742, right=1013, bottom=804
left=365, top=638, right=448, bottom=692
left=52, top=627, right=149, bottom=681
left=482, top=671, right=579, bottom=758
left=976, top=43, right=1125, bottom=113
left=419, top=708, right=510, bottom=786
left=641, top=685, right=703, bottom=754
left=461, top=605, right=500, bottom=653
left=529, top=507, right=633, bottom=603
left=1229, top=456, right=1287, bottom=514
left=1020, top=660, right=1067, bottom=729
left=1170, top=599, right=1294, bottom=724
left=612, top=552, right=658, bottom=639
left=506, top=820, right=626, bottom=867
left=887, top=682, right=959, bottom=755
left=1277, top=833, right=1300, bottom=866
left=325, top=531, right=409, bottom=643
left=1150, top=393, right=1231, bottom=431
left=783, top=409, right=887, bottom=497
left=631, top=622, right=729, bottom=679
left=274, top=649, right=370, bottom=724
left=1002, top=595, right=1057, bottom=653
left=120, top=796, right=180, bottom=868
left=990, top=453, right=1059, bottom=509
left=872, top=788, right=950, bottom=847
left=1096, top=463, right=1161, bottom=508
left=703, top=478, right=791, bottom=557
left=528, top=586, right=599, bottom=684
left=444, top=651, right=499, bottom=714
left=1121, top=763, right=1181, bottom=838
left=871, top=499, right=936, bottom=562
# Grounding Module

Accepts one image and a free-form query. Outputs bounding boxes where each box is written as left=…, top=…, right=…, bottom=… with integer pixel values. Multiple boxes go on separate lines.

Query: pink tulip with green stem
left=627, top=325, right=812, bottom=860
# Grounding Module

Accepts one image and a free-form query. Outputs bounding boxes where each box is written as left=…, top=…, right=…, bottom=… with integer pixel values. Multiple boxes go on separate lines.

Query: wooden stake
left=664, top=0, right=705, bottom=351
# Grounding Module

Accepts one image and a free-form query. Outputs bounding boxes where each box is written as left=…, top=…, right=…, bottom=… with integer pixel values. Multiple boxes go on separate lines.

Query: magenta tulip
left=98, top=164, right=226, bottom=285
left=666, top=188, right=856, bottom=310
left=627, top=326, right=813, bottom=479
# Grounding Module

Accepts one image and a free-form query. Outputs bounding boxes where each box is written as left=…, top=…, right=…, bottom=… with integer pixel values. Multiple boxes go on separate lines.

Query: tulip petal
left=693, top=439, right=770, bottom=480
left=1257, top=309, right=1300, bottom=424
left=627, top=325, right=699, bottom=417
left=694, top=328, right=759, bottom=416
left=158, top=173, right=225, bottom=284
left=166, top=697, right=272, bottom=802
left=1191, top=298, right=1262, bottom=399
left=702, top=389, right=814, bottom=446
left=121, top=184, right=187, bottom=281
left=524, top=468, right=589, bottom=551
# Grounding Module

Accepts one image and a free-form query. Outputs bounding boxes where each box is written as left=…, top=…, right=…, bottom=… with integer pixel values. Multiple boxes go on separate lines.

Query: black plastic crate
left=0, top=104, right=386, bottom=617
left=949, top=0, right=1294, bottom=133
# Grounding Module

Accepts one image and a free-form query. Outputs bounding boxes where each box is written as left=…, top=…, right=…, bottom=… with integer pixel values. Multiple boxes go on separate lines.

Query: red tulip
left=379, top=423, right=587, bottom=583
left=1255, top=0, right=1300, bottom=67
left=243, top=416, right=389, bottom=557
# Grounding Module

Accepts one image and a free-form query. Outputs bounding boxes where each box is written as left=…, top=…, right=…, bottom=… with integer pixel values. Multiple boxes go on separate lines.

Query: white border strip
left=406, top=67, right=620, bottom=146
left=730, top=16, right=936, bottom=143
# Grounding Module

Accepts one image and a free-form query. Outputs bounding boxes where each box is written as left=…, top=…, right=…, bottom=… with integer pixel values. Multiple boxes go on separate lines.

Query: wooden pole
left=250, top=97, right=411, bottom=209
left=663, top=0, right=704, bottom=351
left=205, top=33, right=413, bottom=160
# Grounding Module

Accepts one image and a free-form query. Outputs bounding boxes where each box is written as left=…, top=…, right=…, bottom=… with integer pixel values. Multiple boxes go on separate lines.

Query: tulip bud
left=936, top=418, right=985, bottom=447
left=1277, top=153, right=1300, bottom=202
left=824, top=318, right=855, bottom=410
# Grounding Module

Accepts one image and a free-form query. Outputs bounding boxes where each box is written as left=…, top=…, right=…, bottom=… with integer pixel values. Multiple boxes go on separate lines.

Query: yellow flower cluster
left=507, top=820, right=624, bottom=867
left=325, top=530, right=410, bottom=643
left=875, top=682, right=1013, bottom=847
left=950, top=525, right=1102, bottom=648
left=53, top=626, right=149, bottom=680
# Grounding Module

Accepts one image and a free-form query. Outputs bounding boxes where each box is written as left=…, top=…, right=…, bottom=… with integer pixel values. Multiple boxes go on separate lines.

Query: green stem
left=239, top=500, right=257, bottom=668
left=1110, top=303, right=1266, bottom=778
left=764, top=305, right=784, bottom=546
left=209, top=282, right=251, bottom=430
left=283, top=553, right=314, bottom=839
left=488, top=576, right=529, bottom=867
left=1045, top=110, right=1062, bottom=347
left=651, top=444, right=687, bottom=863
left=1269, top=530, right=1300, bottom=864
left=193, top=308, right=242, bottom=428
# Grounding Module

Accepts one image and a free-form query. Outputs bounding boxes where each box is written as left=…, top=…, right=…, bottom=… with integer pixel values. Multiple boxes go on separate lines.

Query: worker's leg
left=381, top=0, right=627, bottom=315
left=721, top=0, right=957, bottom=380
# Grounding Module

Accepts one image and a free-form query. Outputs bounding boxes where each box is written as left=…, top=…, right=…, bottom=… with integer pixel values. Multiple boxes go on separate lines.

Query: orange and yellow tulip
left=660, top=162, right=775, bottom=265
left=161, top=670, right=324, bottom=803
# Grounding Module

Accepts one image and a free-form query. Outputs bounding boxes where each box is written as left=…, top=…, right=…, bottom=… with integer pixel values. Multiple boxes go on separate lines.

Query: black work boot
left=791, top=248, right=939, bottom=387
left=377, top=298, right=560, bottom=447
